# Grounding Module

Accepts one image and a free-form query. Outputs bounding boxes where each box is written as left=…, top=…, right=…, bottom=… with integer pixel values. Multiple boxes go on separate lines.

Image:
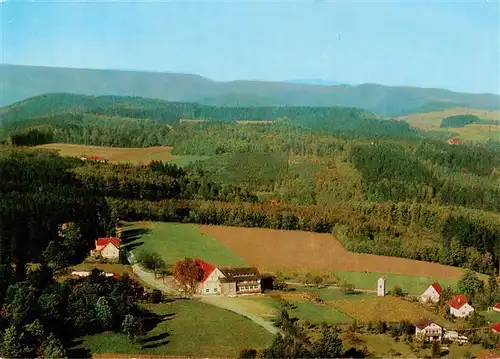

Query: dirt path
left=128, top=252, right=279, bottom=336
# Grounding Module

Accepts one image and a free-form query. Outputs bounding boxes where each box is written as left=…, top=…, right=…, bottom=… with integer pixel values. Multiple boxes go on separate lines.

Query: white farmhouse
left=90, top=237, right=120, bottom=260
left=414, top=318, right=442, bottom=342
left=190, top=259, right=262, bottom=296
left=419, top=282, right=442, bottom=303
left=448, top=294, right=474, bottom=318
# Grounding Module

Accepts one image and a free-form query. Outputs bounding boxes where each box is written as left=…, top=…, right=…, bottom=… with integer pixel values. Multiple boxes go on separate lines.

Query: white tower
left=377, top=277, right=386, bottom=296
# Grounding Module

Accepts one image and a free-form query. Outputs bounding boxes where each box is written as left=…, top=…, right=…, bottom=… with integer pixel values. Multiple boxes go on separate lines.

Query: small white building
left=448, top=294, right=474, bottom=318
left=443, top=330, right=468, bottom=343
left=414, top=318, right=442, bottom=342
left=419, top=282, right=442, bottom=303
left=71, top=270, right=116, bottom=278
left=377, top=277, right=386, bottom=296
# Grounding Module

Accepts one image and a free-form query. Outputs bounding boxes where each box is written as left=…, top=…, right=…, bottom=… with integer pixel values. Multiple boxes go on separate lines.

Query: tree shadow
left=120, top=228, right=151, bottom=246
left=140, top=332, right=171, bottom=349
left=123, top=241, right=144, bottom=252
left=142, top=310, right=175, bottom=332
left=66, top=339, right=92, bottom=359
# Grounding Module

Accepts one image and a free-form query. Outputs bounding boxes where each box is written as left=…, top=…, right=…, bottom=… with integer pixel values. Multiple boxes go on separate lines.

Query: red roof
left=491, top=323, right=500, bottom=333
left=95, top=237, right=120, bottom=249
left=494, top=303, right=500, bottom=310
left=431, top=282, right=442, bottom=295
left=448, top=138, right=461, bottom=145
left=448, top=294, right=468, bottom=310
left=87, top=155, right=106, bottom=161
left=193, top=258, right=217, bottom=283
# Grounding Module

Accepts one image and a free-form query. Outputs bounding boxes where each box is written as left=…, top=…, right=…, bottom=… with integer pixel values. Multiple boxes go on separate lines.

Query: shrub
left=238, top=348, right=257, bottom=359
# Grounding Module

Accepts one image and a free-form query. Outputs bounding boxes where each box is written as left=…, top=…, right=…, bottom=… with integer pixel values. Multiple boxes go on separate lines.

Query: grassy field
left=335, top=271, right=458, bottom=295
left=343, top=332, right=417, bottom=357
left=343, top=332, right=489, bottom=358
left=290, top=301, right=352, bottom=325
left=198, top=224, right=466, bottom=280
left=400, top=107, right=500, bottom=141
left=126, top=222, right=247, bottom=267
left=78, top=299, right=273, bottom=357
left=480, top=310, right=500, bottom=323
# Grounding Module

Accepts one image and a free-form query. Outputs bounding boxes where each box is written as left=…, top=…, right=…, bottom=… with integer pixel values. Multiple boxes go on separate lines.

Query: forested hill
left=0, top=93, right=420, bottom=143
left=2, top=64, right=500, bottom=116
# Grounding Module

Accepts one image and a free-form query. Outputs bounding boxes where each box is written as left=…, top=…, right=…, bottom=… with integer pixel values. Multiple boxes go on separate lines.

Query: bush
left=340, top=281, right=356, bottom=294
left=392, top=285, right=404, bottom=297
left=238, top=348, right=257, bottom=359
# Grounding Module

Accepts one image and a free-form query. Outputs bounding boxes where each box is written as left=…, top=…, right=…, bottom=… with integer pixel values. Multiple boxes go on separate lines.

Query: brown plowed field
left=35, top=144, right=174, bottom=164
left=197, top=225, right=464, bottom=279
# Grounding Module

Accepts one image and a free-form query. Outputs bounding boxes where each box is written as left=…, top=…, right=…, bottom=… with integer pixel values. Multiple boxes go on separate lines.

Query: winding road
left=127, top=252, right=279, bottom=335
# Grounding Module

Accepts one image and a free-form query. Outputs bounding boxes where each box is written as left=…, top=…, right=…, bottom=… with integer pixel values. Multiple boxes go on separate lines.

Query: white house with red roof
left=448, top=294, right=474, bottom=318
left=491, top=323, right=500, bottom=334
left=190, top=258, right=262, bottom=296
left=492, top=303, right=500, bottom=313
left=91, top=237, right=121, bottom=260
left=419, top=282, right=442, bottom=303
left=193, top=258, right=225, bottom=295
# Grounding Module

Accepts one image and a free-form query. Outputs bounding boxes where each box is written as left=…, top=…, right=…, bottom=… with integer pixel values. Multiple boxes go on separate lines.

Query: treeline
left=1, top=93, right=422, bottom=148
left=440, top=114, right=480, bottom=128
left=5, top=113, right=171, bottom=148
left=73, top=160, right=257, bottom=203
left=106, top=197, right=500, bottom=274
left=348, top=142, right=500, bottom=212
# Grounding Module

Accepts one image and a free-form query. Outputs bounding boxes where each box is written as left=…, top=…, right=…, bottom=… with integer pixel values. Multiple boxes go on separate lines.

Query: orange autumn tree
left=172, top=257, right=204, bottom=297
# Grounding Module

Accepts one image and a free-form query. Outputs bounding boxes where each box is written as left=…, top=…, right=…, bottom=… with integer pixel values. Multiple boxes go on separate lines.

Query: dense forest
left=440, top=114, right=480, bottom=128
left=1, top=94, right=500, bottom=275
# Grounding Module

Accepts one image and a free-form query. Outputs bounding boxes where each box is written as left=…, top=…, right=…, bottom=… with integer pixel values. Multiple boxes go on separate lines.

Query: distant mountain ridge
left=284, top=79, right=349, bottom=86
left=1, top=64, right=499, bottom=116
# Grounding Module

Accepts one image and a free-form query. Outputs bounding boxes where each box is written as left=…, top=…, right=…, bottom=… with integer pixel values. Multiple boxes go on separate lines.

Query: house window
left=206, top=289, right=209, bottom=292
left=214, top=288, right=218, bottom=292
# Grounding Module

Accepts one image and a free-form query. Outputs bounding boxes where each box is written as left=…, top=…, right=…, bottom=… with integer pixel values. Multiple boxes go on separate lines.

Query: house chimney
left=458, top=297, right=461, bottom=303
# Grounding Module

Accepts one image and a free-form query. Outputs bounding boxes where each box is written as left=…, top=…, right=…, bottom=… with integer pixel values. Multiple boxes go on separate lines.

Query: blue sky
left=1, top=0, right=499, bottom=94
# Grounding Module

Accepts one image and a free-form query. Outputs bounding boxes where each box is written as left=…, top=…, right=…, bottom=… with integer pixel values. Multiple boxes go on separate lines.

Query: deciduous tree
left=172, top=258, right=203, bottom=296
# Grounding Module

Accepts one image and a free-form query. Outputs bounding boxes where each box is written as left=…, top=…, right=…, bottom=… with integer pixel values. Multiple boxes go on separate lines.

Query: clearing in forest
left=35, top=143, right=208, bottom=166
left=36, top=143, right=175, bottom=164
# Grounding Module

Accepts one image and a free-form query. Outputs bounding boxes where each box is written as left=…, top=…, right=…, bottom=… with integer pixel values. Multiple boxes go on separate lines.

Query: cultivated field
left=77, top=300, right=273, bottom=357
left=326, top=296, right=451, bottom=326
left=36, top=144, right=174, bottom=164
left=128, top=221, right=467, bottom=293
left=198, top=225, right=466, bottom=280
left=35, top=143, right=209, bottom=166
